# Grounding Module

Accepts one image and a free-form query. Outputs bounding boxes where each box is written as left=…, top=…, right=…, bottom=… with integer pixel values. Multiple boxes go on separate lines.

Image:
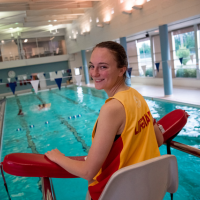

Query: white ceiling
left=0, top=0, right=101, bottom=38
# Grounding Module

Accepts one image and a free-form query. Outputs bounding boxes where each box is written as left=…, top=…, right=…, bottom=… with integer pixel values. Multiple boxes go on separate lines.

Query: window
left=49, top=36, right=66, bottom=56
left=152, top=35, right=162, bottom=78
left=21, top=36, right=66, bottom=59
left=172, top=26, right=196, bottom=78
left=0, top=39, right=19, bottom=62
left=197, top=24, right=200, bottom=66
left=22, top=38, right=38, bottom=59
left=127, top=40, right=139, bottom=76
left=136, top=38, right=153, bottom=77
left=37, top=37, right=52, bottom=57
left=74, top=68, right=80, bottom=75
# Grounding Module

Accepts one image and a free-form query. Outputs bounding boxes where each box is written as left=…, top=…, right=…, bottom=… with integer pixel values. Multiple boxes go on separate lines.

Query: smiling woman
left=45, top=41, right=163, bottom=200
left=89, top=42, right=128, bottom=94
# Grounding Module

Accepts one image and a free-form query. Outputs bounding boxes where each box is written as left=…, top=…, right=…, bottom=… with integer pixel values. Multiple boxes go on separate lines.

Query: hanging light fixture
left=132, top=5, right=143, bottom=10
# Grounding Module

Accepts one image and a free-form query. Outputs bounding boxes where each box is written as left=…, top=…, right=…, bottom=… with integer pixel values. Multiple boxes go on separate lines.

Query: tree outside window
left=172, top=27, right=196, bottom=78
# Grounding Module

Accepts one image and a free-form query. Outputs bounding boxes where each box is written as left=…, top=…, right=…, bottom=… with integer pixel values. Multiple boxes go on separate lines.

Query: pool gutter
left=0, top=98, right=6, bottom=162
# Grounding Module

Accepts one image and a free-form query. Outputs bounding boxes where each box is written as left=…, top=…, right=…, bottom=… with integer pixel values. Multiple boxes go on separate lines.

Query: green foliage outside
left=176, top=46, right=190, bottom=65
left=139, top=43, right=151, bottom=58
left=174, top=32, right=195, bottom=53
left=174, top=32, right=195, bottom=66
left=176, top=68, right=196, bottom=78
left=145, top=68, right=153, bottom=77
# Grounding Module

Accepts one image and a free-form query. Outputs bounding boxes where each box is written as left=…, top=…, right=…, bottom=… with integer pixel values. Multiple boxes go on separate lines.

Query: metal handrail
left=165, top=140, right=200, bottom=158
left=40, top=140, right=200, bottom=200
left=0, top=99, right=6, bottom=162
left=41, top=177, right=55, bottom=200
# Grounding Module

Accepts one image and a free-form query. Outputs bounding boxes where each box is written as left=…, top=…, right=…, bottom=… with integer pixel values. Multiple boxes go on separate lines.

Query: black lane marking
left=15, top=95, right=42, bottom=192
left=34, top=92, right=90, bottom=153
left=58, top=116, right=90, bottom=153
left=67, top=86, right=108, bottom=100
left=51, top=90, right=99, bottom=116
left=35, top=94, right=46, bottom=104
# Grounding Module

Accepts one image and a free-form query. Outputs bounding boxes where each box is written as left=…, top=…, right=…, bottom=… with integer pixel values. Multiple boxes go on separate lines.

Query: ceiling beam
left=25, top=15, right=78, bottom=22
left=23, top=20, right=72, bottom=27
left=0, top=19, right=24, bottom=24
left=29, top=1, right=93, bottom=10
left=26, top=9, right=85, bottom=16
left=0, top=5, right=28, bottom=11
left=32, top=0, right=101, bottom=1
left=0, top=0, right=100, bottom=2
left=0, top=1, right=92, bottom=11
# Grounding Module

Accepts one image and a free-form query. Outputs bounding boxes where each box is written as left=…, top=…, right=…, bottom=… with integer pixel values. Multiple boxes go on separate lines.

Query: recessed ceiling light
left=48, top=20, right=51, bottom=22
left=54, top=20, right=57, bottom=22
left=24, top=39, right=28, bottom=43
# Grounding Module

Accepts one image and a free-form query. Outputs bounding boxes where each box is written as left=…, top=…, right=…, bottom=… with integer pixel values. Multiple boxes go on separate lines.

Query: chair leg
left=85, top=191, right=91, bottom=200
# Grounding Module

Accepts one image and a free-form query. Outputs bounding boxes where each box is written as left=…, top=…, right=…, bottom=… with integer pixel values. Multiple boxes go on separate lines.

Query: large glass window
left=136, top=38, right=153, bottom=77
left=197, top=24, right=200, bottom=65
left=37, top=37, right=52, bottom=57
left=37, top=36, right=66, bottom=57
left=49, top=36, right=66, bottom=56
left=152, top=35, right=162, bottom=78
left=22, top=38, right=38, bottom=59
left=0, top=39, right=20, bottom=62
left=127, top=41, right=139, bottom=76
left=172, top=26, right=197, bottom=78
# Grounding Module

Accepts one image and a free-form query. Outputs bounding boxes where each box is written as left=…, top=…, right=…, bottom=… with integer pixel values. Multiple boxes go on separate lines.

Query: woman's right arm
left=45, top=99, right=125, bottom=181
left=154, top=123, right=163, bottom=147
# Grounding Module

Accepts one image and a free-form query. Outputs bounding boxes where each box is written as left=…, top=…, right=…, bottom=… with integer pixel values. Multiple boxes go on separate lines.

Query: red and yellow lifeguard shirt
left=88, top=87, right=160, bottom=200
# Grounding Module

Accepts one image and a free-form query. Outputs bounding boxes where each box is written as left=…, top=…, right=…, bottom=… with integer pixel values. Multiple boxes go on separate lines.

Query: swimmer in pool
left=18, top=109, right=24, bottom=116
left=45, top=41, right=163, bottom=200
left=38, top=103, right=51, bottom=110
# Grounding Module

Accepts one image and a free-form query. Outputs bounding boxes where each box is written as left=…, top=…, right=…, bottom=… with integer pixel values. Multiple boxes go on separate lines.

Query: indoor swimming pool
left=0, top=85, right=200, bottom=200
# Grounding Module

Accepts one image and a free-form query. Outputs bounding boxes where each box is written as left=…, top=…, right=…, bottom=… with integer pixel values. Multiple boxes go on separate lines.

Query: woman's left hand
left=45, top=149, right=65, bottom=163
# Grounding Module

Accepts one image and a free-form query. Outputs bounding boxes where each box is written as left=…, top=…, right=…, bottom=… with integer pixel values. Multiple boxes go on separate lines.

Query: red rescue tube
left=2, top=109, right=188, bottom=178
left=157, top=109, right=189, bottom=143
left=2, top=153, right=85, bottom=178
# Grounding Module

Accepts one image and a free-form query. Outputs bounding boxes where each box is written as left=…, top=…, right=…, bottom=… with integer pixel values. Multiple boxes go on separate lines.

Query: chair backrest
left=99, top=155, right=178, bottom=200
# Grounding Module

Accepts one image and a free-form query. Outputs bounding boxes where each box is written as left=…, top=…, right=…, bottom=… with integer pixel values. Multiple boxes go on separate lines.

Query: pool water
left=0, top=86, right=200, bottom=200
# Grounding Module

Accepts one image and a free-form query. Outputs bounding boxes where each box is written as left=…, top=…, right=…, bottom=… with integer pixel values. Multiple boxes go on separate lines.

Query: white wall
left=65, top=0, right=200, bottom=54
left=69, top=51, right=92, bottom=83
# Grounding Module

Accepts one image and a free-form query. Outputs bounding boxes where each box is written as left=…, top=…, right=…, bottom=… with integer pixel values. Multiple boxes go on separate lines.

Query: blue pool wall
left=0, top=61, right=69, bottom=95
